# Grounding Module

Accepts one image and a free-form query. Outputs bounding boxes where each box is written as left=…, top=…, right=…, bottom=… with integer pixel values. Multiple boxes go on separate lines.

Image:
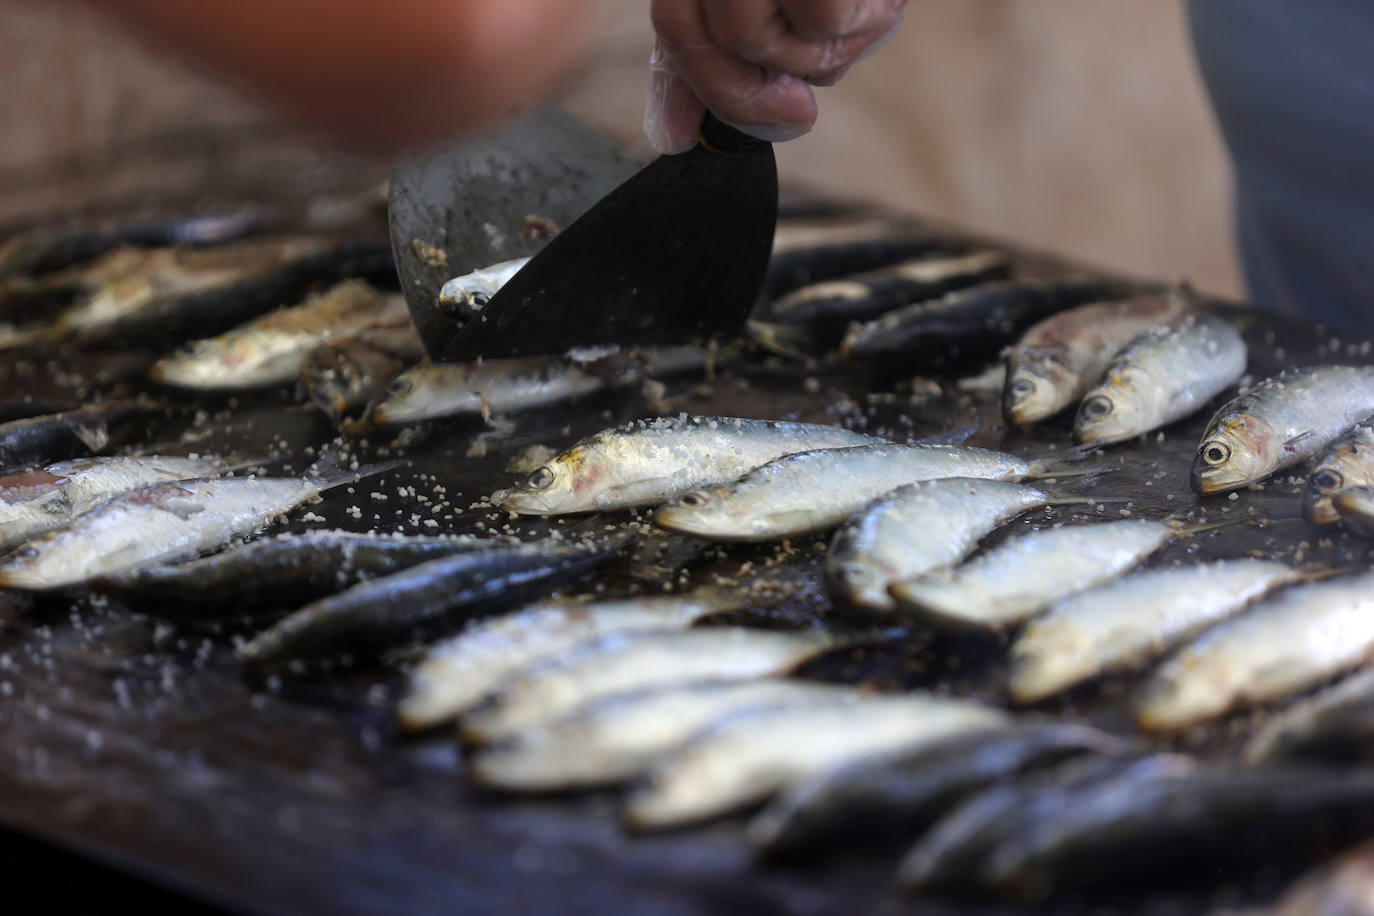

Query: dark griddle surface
left=0, top=217, right=1369, bottom=916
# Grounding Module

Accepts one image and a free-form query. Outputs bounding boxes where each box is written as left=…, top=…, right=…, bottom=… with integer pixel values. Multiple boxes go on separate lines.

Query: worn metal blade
left=439, top=129, right=778, bottom=362
left=388, top=107, right=636, bottom=360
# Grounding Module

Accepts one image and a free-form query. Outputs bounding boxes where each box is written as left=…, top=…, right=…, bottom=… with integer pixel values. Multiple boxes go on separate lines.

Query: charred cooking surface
left=2, top=206, right=1374, bottom=915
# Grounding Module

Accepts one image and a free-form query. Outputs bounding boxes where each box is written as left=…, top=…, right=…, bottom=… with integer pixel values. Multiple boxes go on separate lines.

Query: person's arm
left=645, top=0, right=906, bottom=153
left=93, top=0, right=594, bottom=155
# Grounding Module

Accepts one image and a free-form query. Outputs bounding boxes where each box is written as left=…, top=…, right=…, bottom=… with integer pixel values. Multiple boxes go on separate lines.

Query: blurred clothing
left=1189, top=0, right=1374, bottom=332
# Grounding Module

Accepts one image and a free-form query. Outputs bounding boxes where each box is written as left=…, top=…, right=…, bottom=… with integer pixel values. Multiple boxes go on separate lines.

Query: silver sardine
left=1192, top=366, right=1374, bottom=494
left=500, top=416, right=885, bottom=515
left=1073, top=314, right=1245, bottom=446
left=1009, top=559, right=1303, bottom=704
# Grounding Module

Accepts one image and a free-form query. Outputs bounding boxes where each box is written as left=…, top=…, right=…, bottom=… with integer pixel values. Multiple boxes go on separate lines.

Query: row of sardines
left=6, top=210, right=1374, bottom=903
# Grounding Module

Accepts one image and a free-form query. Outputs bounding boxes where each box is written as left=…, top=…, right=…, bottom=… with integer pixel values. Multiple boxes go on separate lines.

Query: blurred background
left=0, top=0, right=1240, bottom=298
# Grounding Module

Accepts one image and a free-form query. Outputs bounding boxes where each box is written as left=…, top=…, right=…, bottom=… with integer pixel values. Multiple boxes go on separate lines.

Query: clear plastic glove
left=645, top=0, right=906, bottom=154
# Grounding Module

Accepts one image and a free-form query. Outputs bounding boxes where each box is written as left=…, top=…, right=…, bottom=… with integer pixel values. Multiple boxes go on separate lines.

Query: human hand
left=644, top=0, right=905, bottom=154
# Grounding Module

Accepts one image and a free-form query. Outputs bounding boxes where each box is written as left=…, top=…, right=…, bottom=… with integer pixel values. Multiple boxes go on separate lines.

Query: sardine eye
left=469, top=293, right=490, bottom=308
left=386, top=377, right=413, bottom=398
left=1010, top=378, right=1035, bottom=400
left=678, top=491, right=711, bottom=508
left=525, top=467, right=554, bottom=490
left=1080, top=395, right=1113, bottom=420
left=1312, top=469, right=1345, bottom=492
left=1200, top=441, right=1231, bottom=466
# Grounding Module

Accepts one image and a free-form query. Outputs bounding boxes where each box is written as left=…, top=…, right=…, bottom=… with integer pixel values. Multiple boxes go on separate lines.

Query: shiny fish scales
left=1073, top=314, right=1245, bottom=446
left=826, top=478, right=1073, bottom=612
left=749, top=723, right=1125, bottom=860
left=470, top=681, right=863, bottom=792
left=460, top=627, right=840, bottom=745
left=150, top=281, right=408, bottom=390
left=94, top=530, right=496, bottom=613
left=1192, top=365, right=1374, bottom=494
left=1003, top=293, right=1189, bottom=426
left=500, top=415, right=884, bottom=515
left=0, top=454, right=228, bottom=550
left=0, top=472, right=369, bottom=589
left=397, top=590, right=749, bottom=732
left=653, top=443, right=1062, bottom=543
left=237, top=536, right=619, bottom=665
left=623, top=693, right=1008, bottom=832
left=1304, top=423, right=1374, bottom=524
left=1009, top=559, right=1303, bottom=704
left=889, top=519, right=1180, bottom=631
left=1138, top=569, right=1374, bottom=731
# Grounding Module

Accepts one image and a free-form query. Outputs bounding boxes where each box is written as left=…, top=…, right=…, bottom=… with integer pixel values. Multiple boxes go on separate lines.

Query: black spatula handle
left=699, top=112, right=769, bottom=153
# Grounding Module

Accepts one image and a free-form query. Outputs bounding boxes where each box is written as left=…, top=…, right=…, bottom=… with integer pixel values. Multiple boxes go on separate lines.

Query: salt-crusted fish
left=1243, top=667, right=1374, bottom=765
left=1073, top=314, right=1246, bottom=446
left=1334, top=486, right=1374, bottom=537
left=500, top=416, right=884, bottom=516
left=840, top=277, right=1130, bottom=363
left=889, top=519, right=1199, bottom=631
left=623, top=693, right=1008, bottom=832
left=1002, top=293, right=1190, bottom=427
left=897, top=754, right=1192, bottom=891
left=396, top=590, right=750, bottom=732
left=1138, top=569, right=1374, bottom=731
left=0, top=454, right=228, bottom=550
left=94, top=530, right=497, bottom=613
left=436, top=257, right=529, bottom=321
left=237, top=535, right=622, bottom=665
left=749, top=723, right=1126, bottom=860
left=1303, top=424, right=1374, bottom=524
left=770, top=250, right=1009, bottom=333
left=150, top=281, right=408, bottom=390
left=653, top=443, right=1084, bottom=543
left=365, top=347, right=704, bottom=427
left=1192, top=366, right=1374, bottom=495
left=826, top=478, right=1087, bottom=611
left=460, top=627, right=842, bottom=745
left=0, top=464, right=391, bottom=590
left=981, top=764, right=1374, bottom=897
left=1009, top=559, right=1304, bottom=704
left=0, top=400, right=151, bottom=469
left=470, top=681, right=864, bottom=792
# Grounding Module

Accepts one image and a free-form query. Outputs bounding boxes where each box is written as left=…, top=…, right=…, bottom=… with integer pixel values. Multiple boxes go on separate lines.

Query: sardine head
left=1003, top=362, right=1067, bottom=427
left=1191, top=415, right=1276, bottom=494
left=1333, top=487, right=1374, bottom=535
left=501, top=460, right=579, bottom=515
left=652, top=487, right=737, bottom=538
left=1072, top=387, right=1149, bottom=446
left=828, top=559, right=897, bottom=612
left=1303, top=466, right=1347, bottom=525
